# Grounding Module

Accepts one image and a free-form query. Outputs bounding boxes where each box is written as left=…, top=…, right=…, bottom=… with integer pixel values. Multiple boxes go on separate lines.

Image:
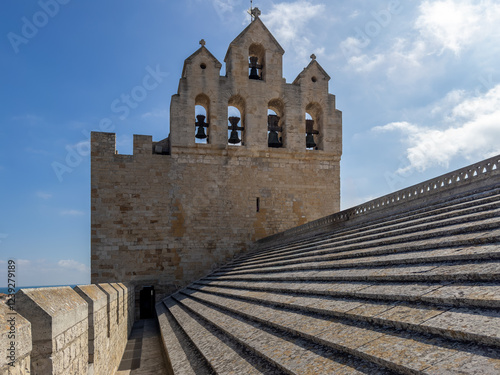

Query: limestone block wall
left=91, top=131, right=341, bottom=299
left=15, top=287, right=88, bottom=375
left=0, top=304, right=31, bottom=375
left=1, top=283, right=134, bottom=375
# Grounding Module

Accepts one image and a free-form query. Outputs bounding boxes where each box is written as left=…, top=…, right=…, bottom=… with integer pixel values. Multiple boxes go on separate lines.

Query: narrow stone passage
left=116, top=319, right=168, bottom=375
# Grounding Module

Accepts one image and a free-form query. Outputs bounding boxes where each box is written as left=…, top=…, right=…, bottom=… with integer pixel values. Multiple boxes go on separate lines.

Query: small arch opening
left=267, top=109, right=283, bottom=148
left=311, top=76, right=317, bottom=83
left=228, top=106, right=243, bottom=146
left=200, top=63, right=207, bottom=70
left=248, top=43, right=265, bottom=80
left=195, top=93, right=210, bottom=144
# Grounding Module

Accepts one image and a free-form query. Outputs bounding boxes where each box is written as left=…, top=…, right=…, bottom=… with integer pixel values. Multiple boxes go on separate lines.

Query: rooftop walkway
left=116, top=319, right=168, bottom=375
left=156, top=155, right=500, bottom=374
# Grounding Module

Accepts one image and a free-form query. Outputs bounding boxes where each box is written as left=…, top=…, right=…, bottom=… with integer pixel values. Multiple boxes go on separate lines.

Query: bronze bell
left=249, top=56, right=262, bottom=80
left=306, top=133, right=316, bottom=149
left=228, top=130, right=241, bottom=144
left=268, top=131, right=282, bottom=148
left=195, top=115, right=209, bottom=139
left=306, top=119, right=319, bottom=149
left=228, top=116, right=243, bottom=144
left=267, top=114, right=283, bottom=148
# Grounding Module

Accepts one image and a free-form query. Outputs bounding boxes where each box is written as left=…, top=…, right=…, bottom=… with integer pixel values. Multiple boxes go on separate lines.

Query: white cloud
left=261, top=1, right=326, bottom=60
left=415, top=0, right=500, bottom=55
left=16, top=259, right=31, bottom=266
left=58, top=259, right=89, bottom=273
left=141, top=109, right=169, bottom=119
left=374, top=84, right=500, bottom=172
left=346, top=53, right=385, bottom=73
left=0, top=258, right=90, bottom=287
left=60, top=210, right=85, bottom=216
left=36, top=191, right=53, bottom=200
left=12, top=114, right=43, bottom=124
left=349, top=10, right=360, bottom=19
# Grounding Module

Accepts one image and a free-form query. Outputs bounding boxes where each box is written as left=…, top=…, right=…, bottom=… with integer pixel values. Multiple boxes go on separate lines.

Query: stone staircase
left=156, top=156, right=500, bottom=374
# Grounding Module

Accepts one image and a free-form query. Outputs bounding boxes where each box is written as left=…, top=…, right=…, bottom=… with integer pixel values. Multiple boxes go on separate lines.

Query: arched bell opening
left=195, top=94, right=210, bottom=144
left=305, top=103, right=323, bottom=150
left=248, top=43, right=265, bottom=81
left=267, top=98, right=285, bottom=148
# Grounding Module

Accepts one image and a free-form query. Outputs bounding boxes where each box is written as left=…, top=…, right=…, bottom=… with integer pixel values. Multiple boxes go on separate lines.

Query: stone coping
left=0, top=303, right=32, bottom=368
left=15, top=286, right=87, bottom=340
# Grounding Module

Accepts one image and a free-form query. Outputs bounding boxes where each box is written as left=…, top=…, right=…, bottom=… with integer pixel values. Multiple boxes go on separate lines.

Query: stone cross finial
left=310, top=54, right=317, bottom=60
left=199, top=39, right=206, bottom=47
left=252, top=7, right=262, bottom=17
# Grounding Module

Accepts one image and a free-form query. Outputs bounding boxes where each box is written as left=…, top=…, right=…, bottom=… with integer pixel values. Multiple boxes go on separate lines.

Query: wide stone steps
left=209, top=259, right=500, bottom=282
left=225, top=213, right=500, bottom=272
left=163, top=297, right=278, bottom=375
left=195, top=279, right=500, bottom=309
left=158, top=179, right=500, bottom=373
left=156, top=301, right=214, bottom=375
left=228, top=189, right=500, bottom=265
left=187, top=284, right=500, bottom=348
left=216, top=242, right=500, bottom=276
left=176, top=289, right=500, bottom=374
left=169, top=293, right=396, bottom=375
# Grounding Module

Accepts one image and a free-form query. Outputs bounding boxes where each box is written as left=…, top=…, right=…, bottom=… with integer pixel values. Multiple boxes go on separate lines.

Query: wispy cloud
left=60, top=209, right=85, bottom=216
left=12, top=114, right=43, bottom=124
left=416, top=0, right=500, bottom=55
left=58, top=259, right=90, bottom=273
left=262, top=1, right=326, bottom=61
left=25, top=147, right=50, bottom=155
left=141, top=109, right=169, bottom=119
left=0, top=258, right=90, bottom=286
left=340, top=0, right=500, bottom=81
left=374, top=84, right=500, bottom=173
left=36, top=191, right=53, bottom=200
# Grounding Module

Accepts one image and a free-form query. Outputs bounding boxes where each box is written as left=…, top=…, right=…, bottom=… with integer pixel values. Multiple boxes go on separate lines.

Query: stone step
left=189, top=284, right=500, bottom=348
left=233, top=204, right=500, bottom=269
left=171, top=293, right=396, bottom=375
left=156, top=300, right=214, bottom=375
left=231, top=189, right=500, bottom=265
left=216, top=244, right=500, bottom=276
left=209, top=259, right=500, bottom=283
left=214, top=229, right=500, bottom=279
left=164, top=297, right=274, bottom=375
left=248, top=196, right=500, bottom=260
left=179, top=288, right=500, bottom=374
left=196, top=279, right=500, bottom=309
left=221, top=218, right=500, bottom=272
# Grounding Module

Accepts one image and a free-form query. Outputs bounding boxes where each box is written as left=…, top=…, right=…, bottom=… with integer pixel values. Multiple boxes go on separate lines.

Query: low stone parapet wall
left=0, top=304, right=31, bottom=375
left=0, top=283, right=134, bottom=375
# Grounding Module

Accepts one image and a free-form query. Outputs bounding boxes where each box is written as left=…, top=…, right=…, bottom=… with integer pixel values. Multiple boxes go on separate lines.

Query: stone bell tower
left=91, top=14, right=342, bottom=298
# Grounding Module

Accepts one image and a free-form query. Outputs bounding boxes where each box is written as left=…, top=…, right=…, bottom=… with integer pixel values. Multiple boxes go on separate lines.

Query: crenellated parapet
left=1, top=283, right=134, bottom=375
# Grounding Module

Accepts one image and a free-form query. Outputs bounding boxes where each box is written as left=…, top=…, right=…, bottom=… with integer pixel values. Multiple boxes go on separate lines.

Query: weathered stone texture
left=4, top=283, right=134, bottom=375
left=15, top=287, right=88, bottom=375
left=0, top=304, right=31, bottom=375
left=91, top=19, right=342, bottom=299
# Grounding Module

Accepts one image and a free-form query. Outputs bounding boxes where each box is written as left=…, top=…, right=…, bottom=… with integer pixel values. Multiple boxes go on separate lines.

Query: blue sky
left=1, top=0, right=499, bottom=287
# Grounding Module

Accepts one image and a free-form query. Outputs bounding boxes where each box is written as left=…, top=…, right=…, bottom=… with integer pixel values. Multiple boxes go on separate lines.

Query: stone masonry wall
left=0, top=304, right=31, bottom=375
left=91, top=132, right=341, bottom=299
left=1, top=283, right=134, bottom=375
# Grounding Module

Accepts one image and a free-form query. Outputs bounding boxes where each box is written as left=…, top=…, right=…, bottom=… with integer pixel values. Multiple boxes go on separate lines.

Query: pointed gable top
left=293, top=58, right=331, bottom=85
left=182, top=45, right=222, bottom=77
left=224, top=17, right=285, bottom=62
